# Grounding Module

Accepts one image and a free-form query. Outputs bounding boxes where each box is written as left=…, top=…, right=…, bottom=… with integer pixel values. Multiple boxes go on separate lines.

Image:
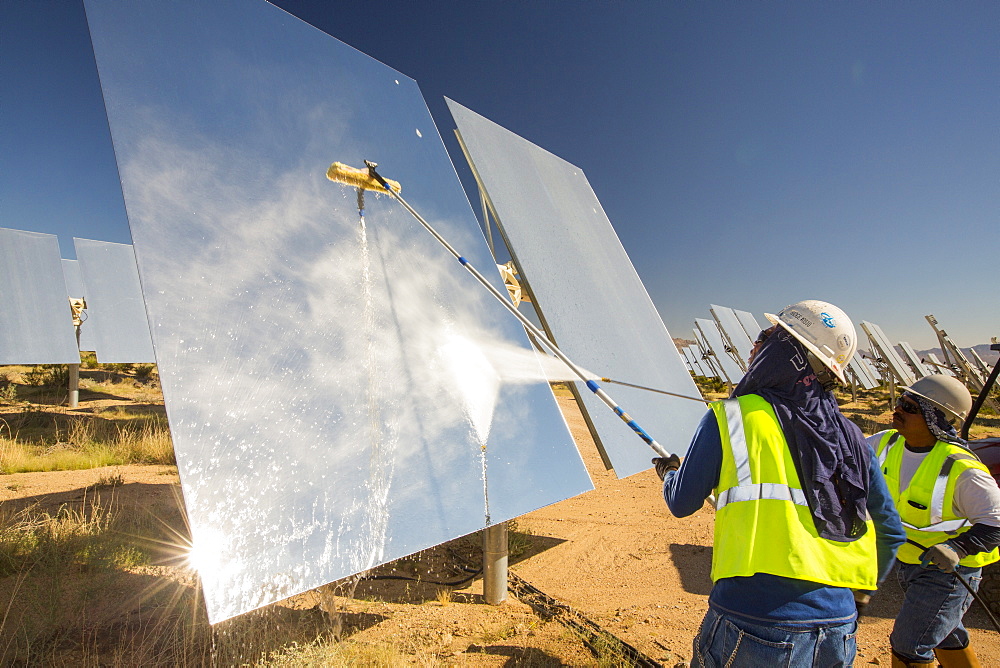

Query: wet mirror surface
left=84, top=0, right=592, bottom=622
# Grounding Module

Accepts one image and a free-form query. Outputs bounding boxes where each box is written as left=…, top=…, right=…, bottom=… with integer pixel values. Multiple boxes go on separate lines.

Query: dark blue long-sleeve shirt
left=663, top=409, right=905, bottom=625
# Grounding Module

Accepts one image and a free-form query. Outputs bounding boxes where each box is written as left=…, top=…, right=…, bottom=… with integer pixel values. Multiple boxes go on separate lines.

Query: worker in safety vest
left=655, top=300, right=905, bottom=668
left=867, top=375, right=1000, bottom=668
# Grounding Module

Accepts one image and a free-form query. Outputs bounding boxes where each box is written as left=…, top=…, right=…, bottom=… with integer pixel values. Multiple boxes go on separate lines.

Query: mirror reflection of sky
left=449, top=100, right=707, bottom=477
left=73, top=239, right=155, bottom=363
left=0, top=228, right=80, bottom=364
left=83, top=0, right=591, bottom=623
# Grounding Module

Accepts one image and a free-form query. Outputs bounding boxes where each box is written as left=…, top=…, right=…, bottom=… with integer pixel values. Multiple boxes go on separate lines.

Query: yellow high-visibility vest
left=876, top=430, right=999, bottom=568
left=711, top=395, right=877, bottom=589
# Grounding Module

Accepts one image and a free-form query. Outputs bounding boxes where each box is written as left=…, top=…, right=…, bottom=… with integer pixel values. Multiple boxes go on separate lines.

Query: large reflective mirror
left=449, top=100, right=705, bottom=477
left=83, top=0, right=592, bottom=622
left=0, top=228, right=81, bottom=364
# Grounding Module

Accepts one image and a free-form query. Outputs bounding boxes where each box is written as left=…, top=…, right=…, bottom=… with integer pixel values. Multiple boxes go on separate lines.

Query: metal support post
left=68, top=364, right=80, bottom=408
left=482, top=522, right=508, bottom=605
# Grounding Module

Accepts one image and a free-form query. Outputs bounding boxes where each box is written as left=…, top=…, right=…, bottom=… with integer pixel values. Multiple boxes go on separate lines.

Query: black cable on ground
left=360, top=566, right=482, bottom=588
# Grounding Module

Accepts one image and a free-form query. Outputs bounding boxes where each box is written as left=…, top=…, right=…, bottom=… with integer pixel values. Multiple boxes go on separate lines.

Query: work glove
left=652, top=454, right=681, bottom=481
left=919, top=541, right=964, bottom=573
left=852, top=590, right=872, bottom=616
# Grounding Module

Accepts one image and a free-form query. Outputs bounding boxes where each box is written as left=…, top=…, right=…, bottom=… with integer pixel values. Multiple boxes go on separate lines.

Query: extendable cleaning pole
left=327, top=161, right=674, bottom=458
left=599, top=377, right=705, bottom=403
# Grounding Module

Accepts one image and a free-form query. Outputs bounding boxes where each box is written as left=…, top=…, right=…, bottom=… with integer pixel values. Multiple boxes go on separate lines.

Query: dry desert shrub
left=1, top=413, right=173, bottom=474
left=261, top=637, right=406, bottom=667
left=0, top=497, right=148, bottom=663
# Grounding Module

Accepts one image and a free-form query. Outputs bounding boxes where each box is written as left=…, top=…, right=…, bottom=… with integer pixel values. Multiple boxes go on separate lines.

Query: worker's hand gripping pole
left=341, top=161, right=673, bottom=459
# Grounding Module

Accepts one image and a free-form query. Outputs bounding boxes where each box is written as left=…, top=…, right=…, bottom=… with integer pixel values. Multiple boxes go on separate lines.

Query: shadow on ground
left=669, top=543, right=714, bottom=596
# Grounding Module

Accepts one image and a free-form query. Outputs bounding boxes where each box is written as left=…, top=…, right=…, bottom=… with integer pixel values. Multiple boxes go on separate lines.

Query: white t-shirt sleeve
left=952, top=468, right=1000, bottom=527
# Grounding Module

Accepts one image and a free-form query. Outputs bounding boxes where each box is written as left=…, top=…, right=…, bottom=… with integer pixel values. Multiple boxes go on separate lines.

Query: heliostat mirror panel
left=847, top=352, right=878, bottom=390
left=693, top=330, right=722, bottom=382
left=448, top=99, right=705, bottom=477
left=860, top=321, right=915, bottom=386
left=862, top=356, right=883, bottom=384
left=688, top=347, right=707, bottom=378
left=683, top=347, right=706, bottom=378
left=898, top=341, right=931, bottom=380
left=734, top=309, right=762, bottom=342
left=0, top=228, right=80, bottom=364
left=710, top=304, right=753, bottom=372
left=84, top=0, right=592, bottom=623
left=695, top=318, right=743, bottom=384
left=679, top=347, right=694, bottom=373
left=926, top=353, right=955, bottom=377
left=74, top=239, right=155, bottom=364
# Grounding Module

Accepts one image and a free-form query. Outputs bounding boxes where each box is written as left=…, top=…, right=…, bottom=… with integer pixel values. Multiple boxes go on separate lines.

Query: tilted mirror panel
left=860, top=321, right=915, bottom=386
left=696, top=318, right=743, bottom=384
left=0, top=228, right=80, bottom=364
left=693, top=329, right=721, bottom=381
left=74, top=239, right=155, bottom=364
left=734, top=309, right=763, bottom=342
left=710, top=304, right=753, bottom=370
left=84, top=0, right=592, bottom=622
left=448, top=99, right=705, bottom=476
left=898, top=341, right=930, bottom=380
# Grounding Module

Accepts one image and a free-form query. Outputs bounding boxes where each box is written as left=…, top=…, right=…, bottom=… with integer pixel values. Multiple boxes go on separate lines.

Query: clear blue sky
left=2, top=1, right=997, bottom=351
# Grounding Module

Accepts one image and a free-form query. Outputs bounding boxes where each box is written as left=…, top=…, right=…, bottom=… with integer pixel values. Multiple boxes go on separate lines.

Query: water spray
left=327, top=160, right=677, bottom=459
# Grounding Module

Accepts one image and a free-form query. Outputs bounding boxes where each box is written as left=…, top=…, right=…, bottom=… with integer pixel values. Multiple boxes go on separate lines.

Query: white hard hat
left=903, top=375, right=973, bottom=423
left=765, top=300, right=857, bottom=384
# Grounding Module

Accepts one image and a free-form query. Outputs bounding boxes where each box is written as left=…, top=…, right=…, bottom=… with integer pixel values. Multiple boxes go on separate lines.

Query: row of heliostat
left=2, top=0, right=708, bottom=625
left=0, top=230, right=153, bottom=366
left=680, top=306, right=982, bottom=391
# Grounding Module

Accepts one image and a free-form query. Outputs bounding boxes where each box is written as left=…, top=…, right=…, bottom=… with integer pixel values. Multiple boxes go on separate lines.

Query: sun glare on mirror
left=186, top=526, right=227, bottom=580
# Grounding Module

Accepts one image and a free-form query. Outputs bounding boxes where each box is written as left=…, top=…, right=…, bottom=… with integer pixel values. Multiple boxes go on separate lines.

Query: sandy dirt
left=1, top=390, right=999, bottom=666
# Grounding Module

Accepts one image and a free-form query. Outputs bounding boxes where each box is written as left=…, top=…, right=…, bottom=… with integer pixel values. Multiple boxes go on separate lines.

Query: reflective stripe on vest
left=923, top=455, right=974, bottom=533
left=878, top=432, right=974, bottom=533
left=715, top=399, right=807, bottom=511
left=876, top=430, right=999, bottom=567
left=716, top=482, right=809, bottom=509
left=711, top=395, right=877, bottom=589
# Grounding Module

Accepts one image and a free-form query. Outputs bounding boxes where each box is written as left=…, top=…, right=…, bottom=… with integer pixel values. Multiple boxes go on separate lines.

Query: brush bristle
left=325, top=162, right=401, bottom=194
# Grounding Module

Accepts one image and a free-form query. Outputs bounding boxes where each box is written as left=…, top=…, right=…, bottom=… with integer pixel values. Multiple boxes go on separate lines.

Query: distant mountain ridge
left=914, top=343, right=998, bottom=367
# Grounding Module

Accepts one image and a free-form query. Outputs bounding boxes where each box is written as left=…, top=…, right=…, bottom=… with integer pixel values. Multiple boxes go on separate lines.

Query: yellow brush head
left=325, top=162, right=401, bottom=194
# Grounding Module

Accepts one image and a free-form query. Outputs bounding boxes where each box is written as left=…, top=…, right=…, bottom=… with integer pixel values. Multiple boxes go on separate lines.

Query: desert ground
left=1, top=371, right=999, bottom=666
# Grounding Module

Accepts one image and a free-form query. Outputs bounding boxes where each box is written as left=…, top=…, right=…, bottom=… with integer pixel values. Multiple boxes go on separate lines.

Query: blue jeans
left=890, top=561, right=982, bottom=662
left=691, top=606, right=857, bottom=667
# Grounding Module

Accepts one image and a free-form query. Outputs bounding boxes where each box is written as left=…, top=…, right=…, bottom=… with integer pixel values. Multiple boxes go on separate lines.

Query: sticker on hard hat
left=838, top=335, right=851, bottom=350
left=785, top=310, right=813, bottom=327
left=820, top=312, right=836, bottom=328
